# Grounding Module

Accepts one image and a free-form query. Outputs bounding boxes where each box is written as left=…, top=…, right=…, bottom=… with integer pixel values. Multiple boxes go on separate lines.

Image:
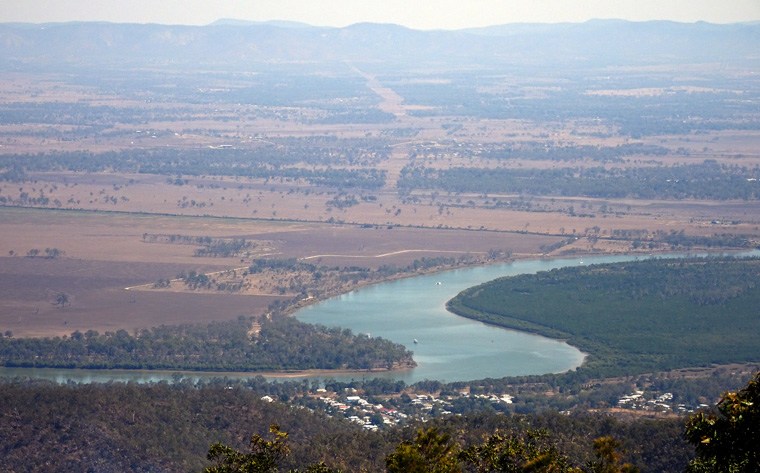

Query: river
left=2, top=251, right=756, bottom=384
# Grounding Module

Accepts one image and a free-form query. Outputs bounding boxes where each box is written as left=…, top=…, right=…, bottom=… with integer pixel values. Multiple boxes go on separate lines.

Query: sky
left=1, top=0, right=759, bottom=29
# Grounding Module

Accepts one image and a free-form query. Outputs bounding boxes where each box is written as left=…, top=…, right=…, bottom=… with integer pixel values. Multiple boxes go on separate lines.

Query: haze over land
left=0, top=17, right=759, bottom=336
left=2, top=0, right=760, bottom=28
left=0, top=15, right=759, bottom=472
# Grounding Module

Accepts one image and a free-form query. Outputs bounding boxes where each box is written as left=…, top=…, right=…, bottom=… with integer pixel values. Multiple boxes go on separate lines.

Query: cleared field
left=2, top=68, right=760, bottom=339
left=5, top=168, right=759, bottom=240
left=0, top=207, right=564, bottom=337
left=0, top=209, right=285, bottom=336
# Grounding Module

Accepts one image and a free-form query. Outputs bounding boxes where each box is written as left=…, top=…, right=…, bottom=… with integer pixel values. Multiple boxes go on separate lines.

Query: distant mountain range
left=0, top=19, right=757, bottom=71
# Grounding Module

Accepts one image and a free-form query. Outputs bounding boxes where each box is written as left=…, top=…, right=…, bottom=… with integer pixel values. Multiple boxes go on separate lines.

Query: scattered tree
left=53, top=292, right=70, bottom=308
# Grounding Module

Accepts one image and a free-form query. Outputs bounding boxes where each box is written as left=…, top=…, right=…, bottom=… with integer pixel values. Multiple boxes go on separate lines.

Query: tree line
left=475, top=142, right=669, bottom=163
left=0, top=315, right=415, bottom=372
left=142, top=233, right=259, bottom=258
left=0, top=148, right=388, bottom=189
left=398, top=161, right=760, bottom=200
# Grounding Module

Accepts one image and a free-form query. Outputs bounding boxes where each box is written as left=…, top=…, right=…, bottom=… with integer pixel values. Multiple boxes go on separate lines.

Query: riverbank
left=445, top=253, right=760, bottom=380
left=3, top=246, right=753, bottom=383
left=0, top=364, right=417, bottom=382
left=278, top=243, right=683, bottom=317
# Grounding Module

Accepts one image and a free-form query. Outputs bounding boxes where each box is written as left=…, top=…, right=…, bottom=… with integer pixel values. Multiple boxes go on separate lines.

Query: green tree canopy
left=586, top=437, right=638, bottom=473
left=204, top=425, right=341, bottom=473
left=459, top=429, right=577, bottom=473
left=684, top=371, right=760, bottom=473
left=386, top=428, right=461, bottom=473
left=205, top=424, right=290, bottom=473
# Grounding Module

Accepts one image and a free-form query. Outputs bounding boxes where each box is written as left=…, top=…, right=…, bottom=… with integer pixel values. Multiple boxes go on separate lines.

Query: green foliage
left=325, top=194, right=360, bottom=209
left=0, top=316, right=414, bottom=372
left=249, top=259, right=307, bottom=273
left=53, top=292, right=70, bottom=308
left=386, top=428, right=461, bottom=473
left=447, top=257, right=760, bottom=378
left=205, top=425, right=291, bottom=473
left=459, top=429, right=576, bottom=472
left=195, top=239, right=256, bottom=258
left=0, top=380, right=368, bottom=472
left=684, top=371, right=760, bottom=473
left=587, top=437, right=638, bottom=473
left=0, top=378, right=696, bottom=472
left=385, top=427, right=630, bottom=473
left=0, top=147, right=387, bottom=189
left=398, top=161, right=760, bottom=200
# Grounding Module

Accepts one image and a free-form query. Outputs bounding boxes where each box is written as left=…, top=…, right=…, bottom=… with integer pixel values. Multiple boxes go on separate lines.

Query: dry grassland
left=0, top=206, right=562, bottom=337
left=2, top=72, right=760, bottom=339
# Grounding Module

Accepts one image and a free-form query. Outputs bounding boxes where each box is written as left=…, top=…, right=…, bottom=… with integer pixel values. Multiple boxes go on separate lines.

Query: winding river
left=2, top=251, right=756, bottom=384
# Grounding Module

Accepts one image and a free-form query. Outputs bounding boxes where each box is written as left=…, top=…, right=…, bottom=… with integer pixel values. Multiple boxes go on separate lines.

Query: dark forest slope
left=0, top=379, right=694, bottom=473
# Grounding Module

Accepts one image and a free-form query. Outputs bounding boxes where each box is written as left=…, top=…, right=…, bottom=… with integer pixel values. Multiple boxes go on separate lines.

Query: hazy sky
left=1, top=0, right=759, bottom=29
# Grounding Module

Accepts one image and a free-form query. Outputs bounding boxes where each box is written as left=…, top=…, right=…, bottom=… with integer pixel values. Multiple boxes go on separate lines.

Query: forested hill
left=0, top=20, right=758, bottom=70
left=447, top=256, right=760, bottom=378
left=0, top=379, right=694, bottom=472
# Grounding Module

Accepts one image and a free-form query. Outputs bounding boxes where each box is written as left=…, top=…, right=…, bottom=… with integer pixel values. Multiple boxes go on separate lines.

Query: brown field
left=2, top=71, right=760, bottom=339
left=4, top=170, right=758, bottom=239
left=0, top=206, right=565, bottom=337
